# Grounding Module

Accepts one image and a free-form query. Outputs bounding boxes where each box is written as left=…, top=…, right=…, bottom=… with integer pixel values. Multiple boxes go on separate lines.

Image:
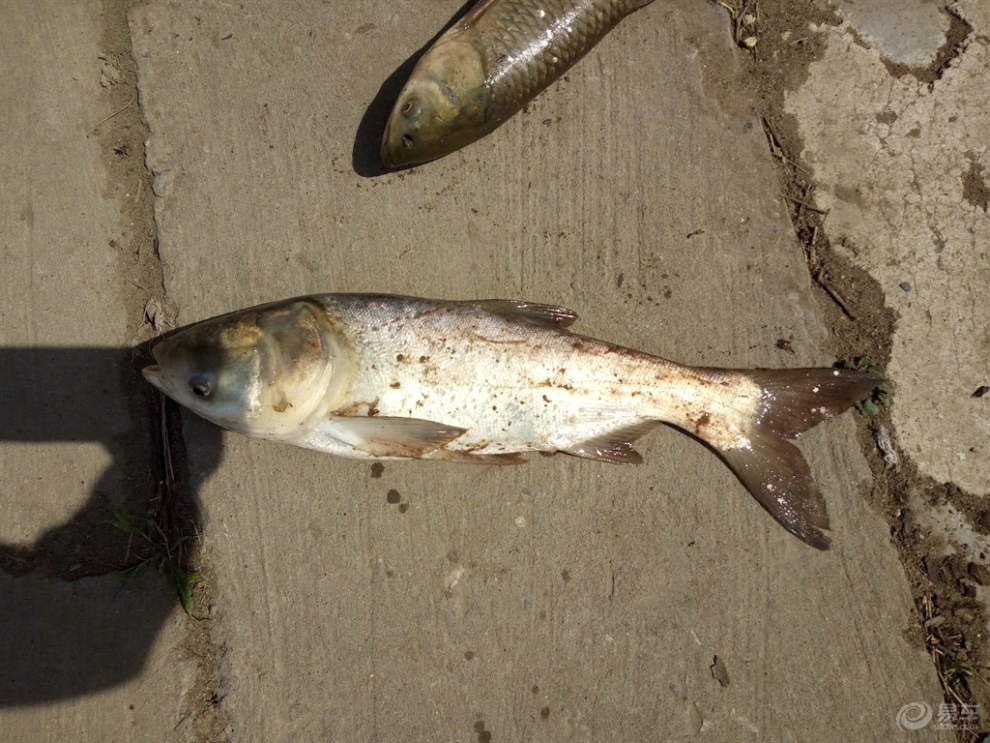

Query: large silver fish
left=142, top=294, right=878, bottom=550
left=381, top=0, right=656, bottom=167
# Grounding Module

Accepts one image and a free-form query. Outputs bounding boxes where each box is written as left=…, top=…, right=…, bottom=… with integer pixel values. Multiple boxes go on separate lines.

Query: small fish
left=381, top=0, right=656, bottom=167
left=142, top=294, right=878, bottom=550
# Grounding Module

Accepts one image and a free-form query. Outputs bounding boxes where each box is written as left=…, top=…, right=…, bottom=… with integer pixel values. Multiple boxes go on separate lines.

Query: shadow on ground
left=0, top=346, right=221, bottom=706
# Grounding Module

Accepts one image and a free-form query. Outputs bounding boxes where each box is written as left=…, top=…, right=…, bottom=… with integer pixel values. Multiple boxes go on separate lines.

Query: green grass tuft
left=112, top=510, right=201, bottom=615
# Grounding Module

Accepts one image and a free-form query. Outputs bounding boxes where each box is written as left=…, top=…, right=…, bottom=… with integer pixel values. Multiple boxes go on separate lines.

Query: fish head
left=381, top=35, right=491, bottom=167
left=143, top=299, right=349, bottom=438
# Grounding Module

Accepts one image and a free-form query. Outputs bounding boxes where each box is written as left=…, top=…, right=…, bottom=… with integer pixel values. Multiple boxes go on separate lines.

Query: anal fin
left=432, top=450, right=527, bottom=465
left=562, top=420, right=661, bottom=464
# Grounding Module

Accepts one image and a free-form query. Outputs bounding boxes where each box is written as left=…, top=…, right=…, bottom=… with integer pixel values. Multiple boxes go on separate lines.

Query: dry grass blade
left=111, top=388, right=201, bottom=615
left=89, top=96, right=135, bottom=134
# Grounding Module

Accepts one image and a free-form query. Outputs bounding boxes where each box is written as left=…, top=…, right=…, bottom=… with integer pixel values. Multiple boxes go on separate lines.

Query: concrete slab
left=0, top=572, right=192, bottom=741
left=131, top=0, right=948, bottom=740
left=785, top=0, right=990, bottom=497
left=0, top=2, right=129, bottom=546
left=0, top=2, right=207, bottom=741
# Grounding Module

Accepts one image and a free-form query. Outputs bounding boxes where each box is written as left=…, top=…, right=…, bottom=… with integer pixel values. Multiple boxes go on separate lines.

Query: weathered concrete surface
left=130, top=1, right=947, bottom=740
left=826, top=0, right=950, bottom=67
left=0, top=2, right=198, bottom=741
left=786, top=0, right=990, bottom=498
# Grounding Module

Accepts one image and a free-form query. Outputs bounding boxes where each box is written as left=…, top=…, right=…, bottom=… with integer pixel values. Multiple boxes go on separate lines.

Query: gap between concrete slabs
left=0, top=0, right=227, bottom=740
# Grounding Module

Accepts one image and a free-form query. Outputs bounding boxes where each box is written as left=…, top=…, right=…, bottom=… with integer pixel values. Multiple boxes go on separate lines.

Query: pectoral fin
left=325, top=416, right=467, bottom=458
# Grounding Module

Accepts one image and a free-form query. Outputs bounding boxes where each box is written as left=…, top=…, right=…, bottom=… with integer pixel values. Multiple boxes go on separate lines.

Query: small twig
left=761, top=117, right=785, bottom=160
left=90, top=96, right=135, bottom=134
left=716, top=1, right=739, bottom=20
left=781, top=194, right=830, bottom=214
left=735, top=0, right=756, bottom=44
left=804, top=226, right=821, bottom=268
left=813, top=271, right=855, bottom=320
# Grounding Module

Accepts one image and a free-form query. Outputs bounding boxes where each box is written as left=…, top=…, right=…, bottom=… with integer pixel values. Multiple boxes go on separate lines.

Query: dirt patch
left=718, top=1, right=990, bottom=739
left=962, top=154, right=990, bottom=212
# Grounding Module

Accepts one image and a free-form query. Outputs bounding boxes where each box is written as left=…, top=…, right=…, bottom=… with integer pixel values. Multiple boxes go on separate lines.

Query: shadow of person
left=352, top=0, right=478, bottom=177
left=0, top=345, right=222, bottom=705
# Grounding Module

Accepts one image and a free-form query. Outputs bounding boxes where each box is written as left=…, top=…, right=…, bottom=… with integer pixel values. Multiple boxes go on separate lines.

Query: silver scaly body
left=143, top=294, right=879, bottom=549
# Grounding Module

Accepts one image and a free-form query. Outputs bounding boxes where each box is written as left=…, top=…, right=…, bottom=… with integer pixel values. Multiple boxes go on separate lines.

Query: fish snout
left=381, top=113, right=420, bottom=169
left=141, top=364, right=163, bottom=389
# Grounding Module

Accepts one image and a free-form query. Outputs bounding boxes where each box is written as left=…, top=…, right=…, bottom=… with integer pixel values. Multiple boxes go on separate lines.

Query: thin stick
left=160, top=393, right=175, bottom=494
left=813, top=271, right=855, bottom=320
left=781, top=194, right=829, bottom=214
left=90, top=96, right=134, bottom=134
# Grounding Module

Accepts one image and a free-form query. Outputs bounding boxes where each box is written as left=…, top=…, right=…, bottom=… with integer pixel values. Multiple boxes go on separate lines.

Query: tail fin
left=716, top=368, right=880, bottom=550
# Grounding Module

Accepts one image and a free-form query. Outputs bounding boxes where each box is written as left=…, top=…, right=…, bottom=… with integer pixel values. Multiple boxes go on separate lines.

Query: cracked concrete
left=2, top=0, right=987, bottom=741
left=786, top=0, right=989, bottom=497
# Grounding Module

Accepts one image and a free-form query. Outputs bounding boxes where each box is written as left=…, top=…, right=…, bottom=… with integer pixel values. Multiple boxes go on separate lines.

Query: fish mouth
left=142, top=364, right=163, bottom=389
left=380, top=122, right=414, bottom=169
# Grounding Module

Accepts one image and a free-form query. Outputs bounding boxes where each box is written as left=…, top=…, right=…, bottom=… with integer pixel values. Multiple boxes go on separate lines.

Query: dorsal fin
left=471, top=300, right=579, bottom=328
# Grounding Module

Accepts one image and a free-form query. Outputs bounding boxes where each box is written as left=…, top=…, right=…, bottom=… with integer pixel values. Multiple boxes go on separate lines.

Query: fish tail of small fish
left=708, top=367, right=880, bottom=551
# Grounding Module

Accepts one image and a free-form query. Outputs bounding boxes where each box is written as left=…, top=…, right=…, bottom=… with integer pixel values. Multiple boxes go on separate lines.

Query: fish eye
left=188, top=374, right=214, bottom=398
